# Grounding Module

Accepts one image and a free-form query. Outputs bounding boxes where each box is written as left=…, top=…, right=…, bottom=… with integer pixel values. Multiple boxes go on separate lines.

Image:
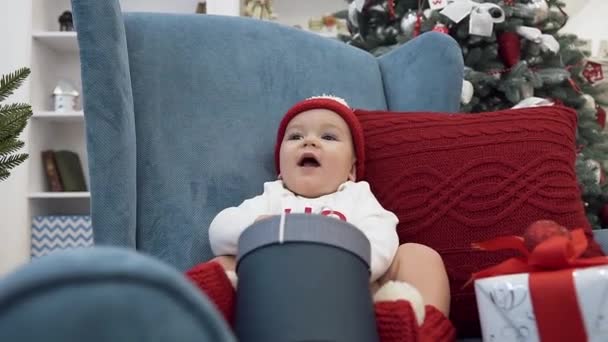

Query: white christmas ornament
left=348, top=1, right=359, bottom=29
left=355, top=0, right=366, bottom=12
left=516, top=26, right=560, bottom=53
left=512, top=0, right=549, bottom=24
left=400, top=10, right=419, bottom=36
left=461, top=80, right=474, bottom=105
left=440, top=0, right=473, bottom=23
left=520, top=82, right=535, bottom=100
left=512, top=97, right=554, bottom=109
left=586, top=159, right=603, bottom=185
left=440, top=0, right=504, bottom=37
left=428, top=0, right=448, bottom=10
left=583, top=94, right=597, bottom=111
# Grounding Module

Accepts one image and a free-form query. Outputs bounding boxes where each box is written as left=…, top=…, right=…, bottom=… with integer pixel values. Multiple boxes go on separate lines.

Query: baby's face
left=279, top=108, right=356, bottom=198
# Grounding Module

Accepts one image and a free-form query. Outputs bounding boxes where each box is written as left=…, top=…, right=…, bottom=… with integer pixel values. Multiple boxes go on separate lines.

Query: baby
left=187, top=96, right=454, bottom=341
left=210, top=95, right=399, bottom=284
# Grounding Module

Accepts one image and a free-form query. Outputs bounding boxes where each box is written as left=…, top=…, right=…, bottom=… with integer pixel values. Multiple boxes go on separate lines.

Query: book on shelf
left=41, top=150, right=63, bottom=191
left=41, top=150, right=87, bottom=192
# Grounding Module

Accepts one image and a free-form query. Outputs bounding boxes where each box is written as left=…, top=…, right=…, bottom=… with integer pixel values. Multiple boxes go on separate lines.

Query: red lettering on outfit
left=282, top=208, right=347, bottom=221
left=321, top=210, right=347, bottom=221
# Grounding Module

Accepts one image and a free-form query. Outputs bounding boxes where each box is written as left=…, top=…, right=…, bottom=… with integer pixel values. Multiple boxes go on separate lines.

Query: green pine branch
left=0, top=138, right=24, bottom=157
left=0, top=68, right=32, bottom=182
left=0, top=68, right=30, bottom=102
left=0, top=154, right=28, bottom=181
left=0, top=103, right=32, bottom=117
left=0, top=168, right=9, bottom=182
left=0, top=103, right=32, bottom=142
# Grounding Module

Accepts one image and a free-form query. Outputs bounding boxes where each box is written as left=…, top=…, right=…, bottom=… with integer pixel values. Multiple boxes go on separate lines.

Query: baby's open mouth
left=298, top=153, right=321, bottom=167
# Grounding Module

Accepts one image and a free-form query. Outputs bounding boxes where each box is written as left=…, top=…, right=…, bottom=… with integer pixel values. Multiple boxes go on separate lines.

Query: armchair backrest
left=72, top=0, right=463, bottom=270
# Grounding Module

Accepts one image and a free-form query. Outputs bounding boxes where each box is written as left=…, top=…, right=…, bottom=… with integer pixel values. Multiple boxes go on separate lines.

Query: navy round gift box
left=235, top=213, right=379, bottom=342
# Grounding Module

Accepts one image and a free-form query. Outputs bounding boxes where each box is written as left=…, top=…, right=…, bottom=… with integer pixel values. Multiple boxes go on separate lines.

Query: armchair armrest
left=0, top=247, right=235, bottom=342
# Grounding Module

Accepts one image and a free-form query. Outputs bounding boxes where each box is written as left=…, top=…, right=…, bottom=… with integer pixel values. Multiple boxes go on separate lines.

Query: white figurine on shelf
left=53, top=80, right=79, bottom=112
left=244, top=0, right=277, bottom=21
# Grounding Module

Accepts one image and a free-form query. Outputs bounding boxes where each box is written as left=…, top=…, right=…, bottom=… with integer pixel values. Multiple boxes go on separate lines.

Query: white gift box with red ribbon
left=475, top=265, right=608, bottom=341
left=469, top=226, right=608, bottom=342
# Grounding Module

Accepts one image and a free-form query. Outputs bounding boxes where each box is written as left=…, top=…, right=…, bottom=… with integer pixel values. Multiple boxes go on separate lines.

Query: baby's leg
left=380, top=243, right=450, bottom=315
left=212, top=255, right=236, bottom=271
left=185, top=256, right=237, bottom=325
left=212, top=255, right=238, bottom=287
left=373, top=243, right=455, bottom=342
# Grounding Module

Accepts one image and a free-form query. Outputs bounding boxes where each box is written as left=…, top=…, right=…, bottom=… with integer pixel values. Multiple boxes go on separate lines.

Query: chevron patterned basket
left=31, top=216, right=94, bottom=258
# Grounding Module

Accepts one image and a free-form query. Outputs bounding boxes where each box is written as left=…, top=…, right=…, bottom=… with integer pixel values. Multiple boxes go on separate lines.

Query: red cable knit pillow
left=356, top=106, right=605, bottom=337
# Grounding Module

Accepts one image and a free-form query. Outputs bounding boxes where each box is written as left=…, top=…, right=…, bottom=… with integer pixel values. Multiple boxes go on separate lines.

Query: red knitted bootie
left=375, top=300, right=420, bottom=342
left=374, top=281, right=425, bottom=342
left=419, top=305, right=456, bottom=342
left=185, top=261, right=236, bottom=325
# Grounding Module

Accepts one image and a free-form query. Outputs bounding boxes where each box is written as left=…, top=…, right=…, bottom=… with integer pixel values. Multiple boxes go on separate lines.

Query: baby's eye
left=287, top=133, right=302, bottom=140
left=322, top=133, right=338, bottom=141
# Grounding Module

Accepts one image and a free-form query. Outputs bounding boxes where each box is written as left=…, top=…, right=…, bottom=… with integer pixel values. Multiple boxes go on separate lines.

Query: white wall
left=274, top=0, right=345, bottom=28
left=561, top=0, right=608, bottom=57
left=562, top=0, right=588, bottom=16
left=120, top=0, right=200, bottom=13
left=0, top=0, right=33, bottom=276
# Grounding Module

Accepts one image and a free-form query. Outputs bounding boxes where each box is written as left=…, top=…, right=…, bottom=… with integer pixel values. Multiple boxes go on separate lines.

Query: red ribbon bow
left=469, top=229, right=608, bottom=342
left=470, top=229, right=608, bottom=279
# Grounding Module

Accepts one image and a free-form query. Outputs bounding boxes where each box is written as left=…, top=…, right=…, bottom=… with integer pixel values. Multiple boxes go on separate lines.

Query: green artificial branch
left=0, top=68, right=32, bottom=182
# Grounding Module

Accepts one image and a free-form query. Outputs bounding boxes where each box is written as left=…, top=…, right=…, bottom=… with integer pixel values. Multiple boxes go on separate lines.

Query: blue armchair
left=2, top=1, right=608, bottom=341
left=2, top=0, right=560, bottom=340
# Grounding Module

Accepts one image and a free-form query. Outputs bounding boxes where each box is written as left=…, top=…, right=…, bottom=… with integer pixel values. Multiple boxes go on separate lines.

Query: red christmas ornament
left=523, top=220, right=571, bottom=252
left=414, top=12, right=422, bottom=37
left=583, top=60, right=605, bottom=85
left=568, top=78, right=582, bottom=94
left=387, top=0, right=395, bottom=20
left=597, top=105, right=606, bottom=129
left=432, top=23, right=450, bottom=34
left=497, top=32, right=521, bottom=68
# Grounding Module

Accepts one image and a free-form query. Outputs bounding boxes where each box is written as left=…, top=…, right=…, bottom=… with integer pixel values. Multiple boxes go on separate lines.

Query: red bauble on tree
left=498, top=31, right=521, bottom=68
left=432, top=23, right=449, bottom=34
left=597, top=105, right=606, bottom=129
left=523, top=220, right=572, bottom=252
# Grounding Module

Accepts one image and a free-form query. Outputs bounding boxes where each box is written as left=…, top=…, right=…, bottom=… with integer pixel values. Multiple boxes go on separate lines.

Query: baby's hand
left=255, top=215, right=273, bottom=222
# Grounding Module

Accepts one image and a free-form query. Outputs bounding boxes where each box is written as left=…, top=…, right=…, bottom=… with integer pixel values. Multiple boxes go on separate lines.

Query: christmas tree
left=343, top=0, right=608, bottom=229
left=0, top=68, right=32, bottom=181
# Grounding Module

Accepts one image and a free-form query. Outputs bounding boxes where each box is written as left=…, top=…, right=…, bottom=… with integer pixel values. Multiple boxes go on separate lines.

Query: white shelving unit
left=32, top=111, right=84, bottom=122
left=29, top=0, right=86, bottom=218
left=27, top=0, right=346, bottom=219
left=32, top=31, right=78, bottom=53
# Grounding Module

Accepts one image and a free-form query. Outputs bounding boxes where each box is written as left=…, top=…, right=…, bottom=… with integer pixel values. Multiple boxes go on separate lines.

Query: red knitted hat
left=274, top=95, right=365, bottom=181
